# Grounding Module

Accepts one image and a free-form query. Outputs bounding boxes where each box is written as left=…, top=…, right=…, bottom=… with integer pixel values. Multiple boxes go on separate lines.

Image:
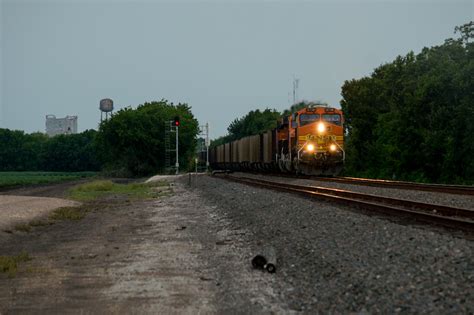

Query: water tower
left=100, top=98, right=114, bottom=122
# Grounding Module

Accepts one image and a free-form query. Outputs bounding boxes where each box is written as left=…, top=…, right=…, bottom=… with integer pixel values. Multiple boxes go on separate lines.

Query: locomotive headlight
left=317, top=122, right=325, bottom=133
left=330, top=144, right=337, bottom=152
left=306, top=144, right=315, bottom=152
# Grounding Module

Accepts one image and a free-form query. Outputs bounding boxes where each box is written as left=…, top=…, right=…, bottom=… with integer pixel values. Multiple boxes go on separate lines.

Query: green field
left=0, top=172, right=97, bottom=189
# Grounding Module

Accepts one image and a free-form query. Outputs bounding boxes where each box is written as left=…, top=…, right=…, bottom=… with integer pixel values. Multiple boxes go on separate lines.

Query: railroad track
left=243, top=172, right=474, bottom=195
left=218, top=174, right=474, bottom=232
left=313, top=176, right=474, bottom=195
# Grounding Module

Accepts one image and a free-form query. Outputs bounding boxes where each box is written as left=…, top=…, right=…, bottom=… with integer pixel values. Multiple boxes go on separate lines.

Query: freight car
left=209, top=105, right=344, bottom=176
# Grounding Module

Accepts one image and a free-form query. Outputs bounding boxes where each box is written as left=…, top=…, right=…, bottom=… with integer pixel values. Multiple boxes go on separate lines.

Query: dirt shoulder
left=0, top=195, right=80, bottom=232
left=0, top=175, right=287, bottom=314
left=0, top=179, right=88, bottom=233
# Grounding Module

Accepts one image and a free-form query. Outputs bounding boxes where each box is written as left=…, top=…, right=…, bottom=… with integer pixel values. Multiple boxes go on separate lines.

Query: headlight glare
left=317, top=122, right=325, bottom=133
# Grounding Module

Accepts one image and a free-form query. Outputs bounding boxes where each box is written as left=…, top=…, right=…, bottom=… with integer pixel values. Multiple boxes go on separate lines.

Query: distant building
left=45, top=115, right=78, bottom=137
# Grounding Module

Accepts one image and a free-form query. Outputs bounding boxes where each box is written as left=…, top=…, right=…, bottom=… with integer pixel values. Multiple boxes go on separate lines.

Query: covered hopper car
left=209, top=105, right=344, bottom=176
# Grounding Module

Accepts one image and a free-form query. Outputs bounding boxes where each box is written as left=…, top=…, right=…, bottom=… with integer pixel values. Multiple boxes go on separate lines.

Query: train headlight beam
left=317, top=122, right=325, bottom=133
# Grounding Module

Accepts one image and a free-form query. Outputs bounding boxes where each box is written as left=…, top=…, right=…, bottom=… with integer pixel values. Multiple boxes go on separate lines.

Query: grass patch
left=0, top=171, right=96, bottom=189
left=49, top=207, right=86, bottom=221
left=13, top=208, right=86, bottom=234
left=29, top=220, right=53, bottom=227
left=0, top=252, right=32, bottom=277
left=14, top=223, right=32, bottom=233
left=69, top=180, right=170, bottom=201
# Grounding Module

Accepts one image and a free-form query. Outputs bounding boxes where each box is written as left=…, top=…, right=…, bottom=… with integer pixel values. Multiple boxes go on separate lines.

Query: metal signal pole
left=206, top=123, right=210, bottom=169
left=175, top=125, right=179, bottom=175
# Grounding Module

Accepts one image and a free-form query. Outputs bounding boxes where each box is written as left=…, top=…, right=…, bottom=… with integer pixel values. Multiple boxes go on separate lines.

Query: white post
left=175, top=126, right=179, bottom=175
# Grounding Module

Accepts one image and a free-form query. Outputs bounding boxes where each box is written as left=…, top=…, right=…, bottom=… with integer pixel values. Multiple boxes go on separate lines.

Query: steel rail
left=243, top=172, right=474, bottom=195
left=313, top=176, right=474, bottom=196
left=220, top=174, right=474, bottom=232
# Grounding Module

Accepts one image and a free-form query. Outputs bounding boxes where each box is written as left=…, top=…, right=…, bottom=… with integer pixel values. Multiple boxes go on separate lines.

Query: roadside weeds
left=0, top=252, right=32, bottom=277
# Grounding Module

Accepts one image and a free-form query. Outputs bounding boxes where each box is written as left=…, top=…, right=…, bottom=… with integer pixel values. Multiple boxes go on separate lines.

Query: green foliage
left=0, top=172, right=96, bottom=189
left=42, top=130, right=101, bottom=171
left=210, top=135, right=230, bottom=148
left=49, top=207, right=86, bottom=221
left=95, top=100, right=199, bottom=176
left=341, top=22, right=474, bottom=184
left=69, top=179, right=169, bottom=201
left=211, top=108, right=281, bottom=146
left=0, top=252, right=31, bottom=277
left=227, top=108, right=281, bottom=141
left=0, top=129, right=100, bottom=172
left=454, top=21, right=473, bottom=43
left=13, top=224, right=32, bottom=233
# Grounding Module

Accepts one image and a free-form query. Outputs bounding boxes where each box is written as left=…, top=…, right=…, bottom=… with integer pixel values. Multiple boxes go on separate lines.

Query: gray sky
left=1, top=0, right=472, bottom=139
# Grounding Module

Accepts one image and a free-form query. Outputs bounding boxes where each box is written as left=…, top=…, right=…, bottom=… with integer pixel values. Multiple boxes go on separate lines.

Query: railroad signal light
left=173, top=116, right=180, bottom=127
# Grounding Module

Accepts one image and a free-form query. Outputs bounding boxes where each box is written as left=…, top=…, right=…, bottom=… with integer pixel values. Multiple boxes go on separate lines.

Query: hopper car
left=209, top=105, right=345, bottom=176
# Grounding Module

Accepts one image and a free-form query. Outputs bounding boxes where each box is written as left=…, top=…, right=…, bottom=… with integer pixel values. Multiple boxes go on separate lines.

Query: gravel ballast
left=188, top=174, right=474, bottom=313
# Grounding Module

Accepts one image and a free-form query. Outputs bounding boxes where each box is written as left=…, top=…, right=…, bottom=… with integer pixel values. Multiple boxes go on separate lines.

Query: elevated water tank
left=100, top=98, right=114, bottom=112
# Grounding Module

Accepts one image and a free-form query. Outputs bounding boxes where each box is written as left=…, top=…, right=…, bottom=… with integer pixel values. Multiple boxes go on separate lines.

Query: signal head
left=173, top=116, right=180, bottom=127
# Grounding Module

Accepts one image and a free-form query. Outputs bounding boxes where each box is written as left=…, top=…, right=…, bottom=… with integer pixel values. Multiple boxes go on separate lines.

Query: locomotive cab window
left=299, top=114, right=320, bottom=126
left=322, top=114, right=341, bottom=126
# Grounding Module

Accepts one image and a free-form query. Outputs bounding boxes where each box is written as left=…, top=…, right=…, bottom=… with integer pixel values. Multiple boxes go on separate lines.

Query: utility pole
left=293, top=77, right=300, bottom=104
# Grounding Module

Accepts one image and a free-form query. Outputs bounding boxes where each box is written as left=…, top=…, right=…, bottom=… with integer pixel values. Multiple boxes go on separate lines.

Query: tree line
left=0, top=100, right=199, bottom=176
left=341, top=22, right=473, bottom=184
left=0, top=129, right=100, bottom=172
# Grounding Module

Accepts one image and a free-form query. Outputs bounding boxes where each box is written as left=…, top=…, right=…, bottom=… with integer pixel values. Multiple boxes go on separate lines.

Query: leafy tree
left=95, top=100, right=199, bottom=176
left=341, top=22, right=474, bottom=184
left=210, top=135, right=231, bottom=148
left=455, top=21, right=473, bottom=43
left=42, top=130, right=100, bottom=172
left=226, top=108, right=281, bottom=141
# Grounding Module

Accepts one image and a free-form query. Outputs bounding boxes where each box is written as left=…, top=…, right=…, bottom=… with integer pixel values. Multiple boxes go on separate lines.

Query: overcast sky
left=1, top=0, right=472, bottom=138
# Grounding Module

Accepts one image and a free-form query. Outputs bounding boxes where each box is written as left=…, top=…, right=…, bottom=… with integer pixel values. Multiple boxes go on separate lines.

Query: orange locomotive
left=276, top=105, right=344, bottom=175
left=209, top=105, right=345, bottom=176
